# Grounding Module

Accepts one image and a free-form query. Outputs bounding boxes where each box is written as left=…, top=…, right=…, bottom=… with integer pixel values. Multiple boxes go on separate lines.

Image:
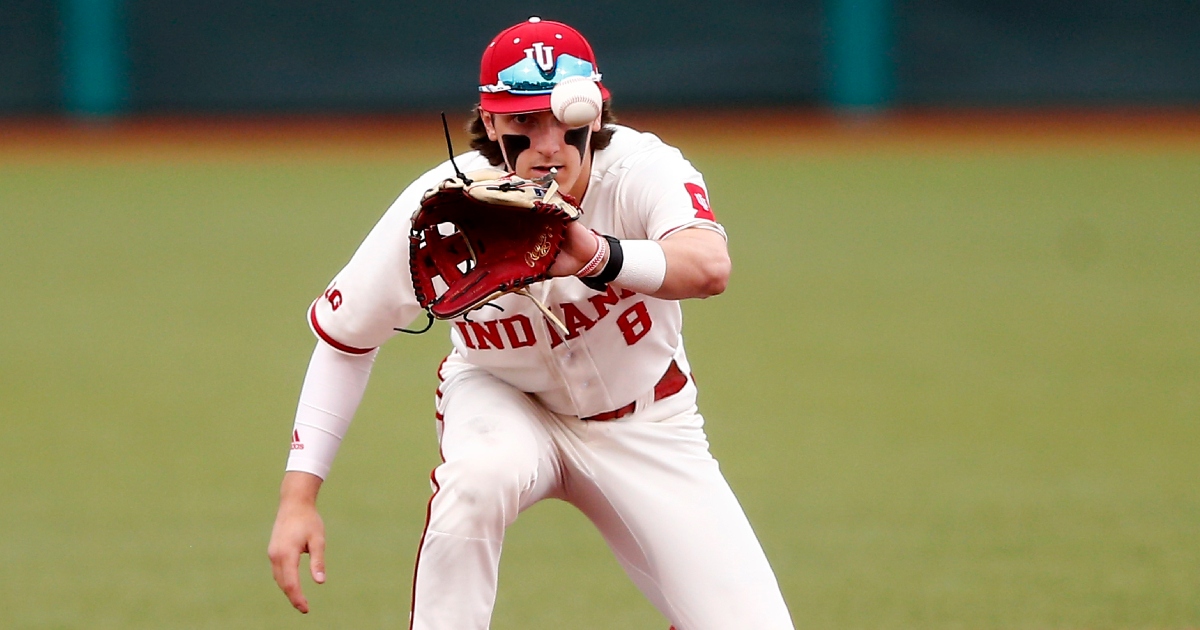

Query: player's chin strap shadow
left=392, top=303, right=505, bottom=335
left=396, top=293, right=568, bottom=338
left=464, top=302, right=504, bottom=323
left=395, top=312, right=434, bottom=335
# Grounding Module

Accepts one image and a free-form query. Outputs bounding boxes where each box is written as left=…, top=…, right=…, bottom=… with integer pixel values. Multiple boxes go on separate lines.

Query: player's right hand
left=549, top=219, right=602, bottom=277
left=267, top=472, right=326, bottom=614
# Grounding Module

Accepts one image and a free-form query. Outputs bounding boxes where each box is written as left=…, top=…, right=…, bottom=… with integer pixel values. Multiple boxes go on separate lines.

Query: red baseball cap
left=478, top=17, right=611, bottom=114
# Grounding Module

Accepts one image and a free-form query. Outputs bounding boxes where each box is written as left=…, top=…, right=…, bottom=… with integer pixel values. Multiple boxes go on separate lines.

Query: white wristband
left=285, top=341, right=377, bottom=479
left=612, top=240, right=667, bottom=294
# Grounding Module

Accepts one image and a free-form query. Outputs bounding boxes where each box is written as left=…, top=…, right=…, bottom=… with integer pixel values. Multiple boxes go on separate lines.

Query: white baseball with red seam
left=550, top=76, right=602, bottom=127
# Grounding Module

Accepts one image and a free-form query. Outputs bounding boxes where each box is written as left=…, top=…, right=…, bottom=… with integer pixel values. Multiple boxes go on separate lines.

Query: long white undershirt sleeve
left=285, top=341, right=378, bottom=479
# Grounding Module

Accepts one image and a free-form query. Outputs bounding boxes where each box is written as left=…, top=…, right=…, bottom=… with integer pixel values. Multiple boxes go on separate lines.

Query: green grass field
left=2, top=120, right=1198, bottom=629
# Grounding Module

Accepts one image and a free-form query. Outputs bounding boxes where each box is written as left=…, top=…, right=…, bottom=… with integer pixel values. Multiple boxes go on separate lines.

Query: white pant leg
left=410, top=370, right=563, bottom=630
left=561, top=406, right=795, bottom=630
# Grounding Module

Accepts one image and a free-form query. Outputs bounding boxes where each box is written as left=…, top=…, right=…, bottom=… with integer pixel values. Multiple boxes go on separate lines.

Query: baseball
left=550, top=76, right=602, bottom=127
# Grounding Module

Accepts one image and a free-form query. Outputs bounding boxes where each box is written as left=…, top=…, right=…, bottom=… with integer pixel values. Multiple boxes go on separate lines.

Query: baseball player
left=268, top=17, right=795, bottom=630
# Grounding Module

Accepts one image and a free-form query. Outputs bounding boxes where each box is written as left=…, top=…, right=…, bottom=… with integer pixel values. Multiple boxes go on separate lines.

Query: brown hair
left=467, top=102, right=618, bottom=168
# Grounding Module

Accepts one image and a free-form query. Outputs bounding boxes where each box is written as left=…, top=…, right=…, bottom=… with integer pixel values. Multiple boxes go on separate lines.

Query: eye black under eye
left=564, top=126, right=590, bottom=156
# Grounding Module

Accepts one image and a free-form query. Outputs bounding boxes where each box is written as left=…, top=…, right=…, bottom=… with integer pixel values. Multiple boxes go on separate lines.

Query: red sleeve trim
left=659, top=224, right=688, bottom=239
left=659, top=221, right=722, bottom=240
left=436, top=355, right=449, bottom=382
left=308, top=301, right=375, bottom=355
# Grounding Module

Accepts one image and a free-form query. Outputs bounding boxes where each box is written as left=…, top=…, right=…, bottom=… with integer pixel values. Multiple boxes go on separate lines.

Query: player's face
left=481, top=109, right=603, bottom=199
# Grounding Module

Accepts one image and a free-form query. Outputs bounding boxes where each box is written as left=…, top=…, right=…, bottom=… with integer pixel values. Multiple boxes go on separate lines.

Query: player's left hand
left=267, top=472, right=327, bottom=614
left=549, top=220, right=601, bottom=277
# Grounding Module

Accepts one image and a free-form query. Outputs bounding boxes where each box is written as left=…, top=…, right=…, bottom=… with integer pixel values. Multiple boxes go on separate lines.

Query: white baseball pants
left=408, top=368, right=794, bottom=630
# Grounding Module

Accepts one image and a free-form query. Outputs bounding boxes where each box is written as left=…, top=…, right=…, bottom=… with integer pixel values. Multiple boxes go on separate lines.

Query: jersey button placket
left=558, top=339, right=607, bottom=413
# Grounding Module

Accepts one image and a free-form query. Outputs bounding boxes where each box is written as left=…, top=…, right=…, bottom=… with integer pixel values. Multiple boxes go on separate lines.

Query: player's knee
left=433, top=455, right=529, bottom=528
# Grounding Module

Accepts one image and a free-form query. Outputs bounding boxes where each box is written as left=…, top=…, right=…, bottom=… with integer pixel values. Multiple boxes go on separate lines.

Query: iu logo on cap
left=526, top=42, right=555, bottom=73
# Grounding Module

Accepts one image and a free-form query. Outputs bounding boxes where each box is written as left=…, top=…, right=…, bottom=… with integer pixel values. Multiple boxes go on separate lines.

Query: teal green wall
left=61, top=0, right=128, bottom=115
left=2, top=1, right=1197, bottom=115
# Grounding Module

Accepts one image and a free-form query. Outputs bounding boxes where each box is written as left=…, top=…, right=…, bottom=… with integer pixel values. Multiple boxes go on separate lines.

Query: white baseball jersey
left=290, top=124, right=795, bottom=629
left=307, top=124, right=724, bottom=419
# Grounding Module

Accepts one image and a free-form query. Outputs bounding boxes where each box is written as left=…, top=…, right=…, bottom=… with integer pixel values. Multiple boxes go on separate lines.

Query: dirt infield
left=1, top=108, right=1198, bottom=162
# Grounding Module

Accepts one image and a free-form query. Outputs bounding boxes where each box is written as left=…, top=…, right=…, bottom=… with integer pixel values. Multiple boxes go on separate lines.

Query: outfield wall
left=2, top=0, right=1198, bottom=115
